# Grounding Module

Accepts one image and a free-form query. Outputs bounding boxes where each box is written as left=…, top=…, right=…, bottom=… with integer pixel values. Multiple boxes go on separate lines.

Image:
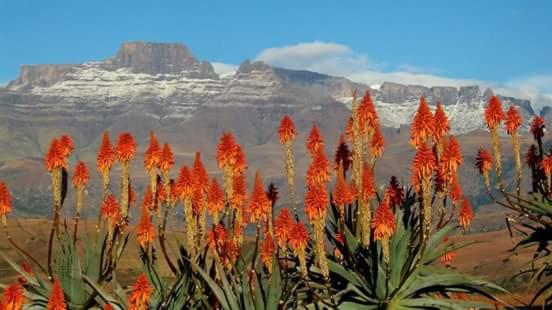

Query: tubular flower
left=345, top=117, right=354, bottom=141
left=220, top=238, right=240, bottom=269
left=289, top=221, right=309, bottom=276
left=370, top=125, right=385, bottom=159
left=207, top=178, right=224, bottom=221
left=543, top=155, right=552, bottom=175
left=18, top=261, right=34, bottom=285
left=45, top=138, right=66, bottom=172
left=217, top=132, right=238, bottom=170
left=101, top=194, right=121, bottom=222
left=103, top=304, right=114, bottom=310
left=384, top=176, right=404, bottom=207
left=333, top=164, right=354, bottom=208
left=175, top=166, right=193, bottom=201
left=274, top=208, right=294, bottom=248
left=136, top=206, right=154, bottom=248
left=1, top=283, right=24, bottom=310
left=128, top=274, right=152, bottom=310
left=192, top=152, right=209, bottom=195
left=334, top=134, right=352, bottom=173
left=432, top=102, right=450, bottom=142
left=360, top=163, right=376, bottom=202
left=475, top=149, right=493, bottom=174
left=484, top=96, right=504, bottom=129
left=530, top=116, right=546, bottom=140
left=144, top=131, right=161, bottom=171
left=58, top=135, right=74, bottom=159
left=304, top=184, right=329, bottom=222
left=448, top=176, right=463, bottom=204
left=358, top=90, right=379, bottom=134
left=47, top=279, right=66, bottom=310
left=72, top=161, right=89, bottom=188
left=306, top=124, right=324, bottom=156
left=306, top=148, right=331, bottom=187
left=158, top=143, right=174, bottom=173
left=248, top=172, right=271, bottom=223
left=114, top=132, right=137, bottom=162
left=372, top=201, right=396, bottom=240
left=0, top=181, right=13, bottom=217
left=207, top=224, right=226, bottom=251
left=440, top=136, right=463, bottom=176
left=505, top=106, right=522, bottom=135
left=231, top=173, right=248, bottom=208
left=261, top=234, right=275, bottom=272
left=458, top=199, right=474, bottom=230
left=526, top=145, right=540, bottom=169
left=411, top=143, right=436, bottom=192
left=232, top=144, right=247, bottom=174
left=441, top=249, right=456, bottom=267
left=97, top=131, right=115, bottom=175
left=141, top=188, right=155, bottom=212
left=278, top=115, right=297, bottom=144
left=410, top=97, right=435, bottom=148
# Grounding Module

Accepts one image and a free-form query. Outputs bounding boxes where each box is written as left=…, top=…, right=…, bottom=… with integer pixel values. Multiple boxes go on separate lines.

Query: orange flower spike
left=136, top=206, right=154, bottom=248
left=47, top=278, right=66, bottom=310
left=543, top=155, right=552, bottom=176
left=217, top=132, right=238, bottom=170
left=372, top=200, right=396, bottom=240
left=360, top=163, right=376, bottom=202
left=484, top=96, right=504, bottom=129
left=72, top=161, right=89, bottom=188
left=289, top=221, right=309, bottom=252
left=333, top=164, right=354, bottom=208
left=248, top=171, right=271, bottom=223
left=459, top=199, right=474, bottom=230
left=475, top=148, right=493, bottom=174
left=192, top=152, right=209, bottom=194
left=278, top=115, right=297, bottom=144
left=384, top=176, right=404, bottom=207
left=306, top=148, right=330, bottom=187
left=45, top=138, right=66, bottom=172
left=141, top=188, right=155, bottom=212
left=97, top=131, right=115, bottom=175
left=448, top=176, right=463, bottom=204
left=0, top=181, right=13, bottom=217
left=304, top=184, right=329, bottom=222
left=128, top=274, right=152, bottom=310
left=411, top=143, right=436, bottom=192
left=440, top=136, right=463, bottom=174
left=232, top=144, right=247, bottom=175
left=370, top=124, right=385, bottom=158
left=159, top=143, right=175, bottom=173
left=358, top=90, right=379, bottom=133
left=175, top=166, right=193, bottom=201
left=58, top=134, right=74, bottom=159
left=274, top=208, right=294, bottom=248
left=144, top=131, right=161, bottom=170
left=260, top=234, right=275, bottom=271
left=432, top=102, right=450, bottom=142
left=306, top=124, right=324, bottom=156
left=114, top=132, right=137, bottom=163
left=207, top=224, right=226, bottom=250
left=0, top=283, right=24, bottom=310
left=207, top=178, right=224, bottom=219
left=345, top=117, right=354, bottom=141
left=530, top=116, right=546, bottom=140
left=103, top=304, right=114, bottom=310
left=410, top=96, right=435, bottom=148
left=100, top=194, right=121, bottom=222
left=505, top=106, right=522, bottom=135
left=441, top=250, right=456, bottom=267
left=231, top=173, right=248, bottom=208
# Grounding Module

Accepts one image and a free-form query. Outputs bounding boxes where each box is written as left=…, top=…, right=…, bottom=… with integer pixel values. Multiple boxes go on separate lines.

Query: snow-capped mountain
left=1, top=42, right=536, bottom=137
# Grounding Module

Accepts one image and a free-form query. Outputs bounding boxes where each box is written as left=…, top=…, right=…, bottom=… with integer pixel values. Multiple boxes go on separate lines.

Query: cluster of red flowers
left=45, top=134, right=74, bottom=172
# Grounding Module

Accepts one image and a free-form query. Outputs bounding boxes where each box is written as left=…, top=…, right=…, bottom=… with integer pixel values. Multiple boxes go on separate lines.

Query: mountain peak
left=109, top=42, right=202, bottom=75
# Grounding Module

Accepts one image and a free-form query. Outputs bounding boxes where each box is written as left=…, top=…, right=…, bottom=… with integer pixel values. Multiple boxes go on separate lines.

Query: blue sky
left=1, top=0, right=551, bottom=107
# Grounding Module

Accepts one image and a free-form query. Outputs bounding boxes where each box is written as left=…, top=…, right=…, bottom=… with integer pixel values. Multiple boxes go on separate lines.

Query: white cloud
left=211, top=62, right=238, bottom=76
left=254, top=41, right=552, bottom=112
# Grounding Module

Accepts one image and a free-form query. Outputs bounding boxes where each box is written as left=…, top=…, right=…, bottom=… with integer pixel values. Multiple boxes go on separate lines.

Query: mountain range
left=0, top=41, right=547, bottom=227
